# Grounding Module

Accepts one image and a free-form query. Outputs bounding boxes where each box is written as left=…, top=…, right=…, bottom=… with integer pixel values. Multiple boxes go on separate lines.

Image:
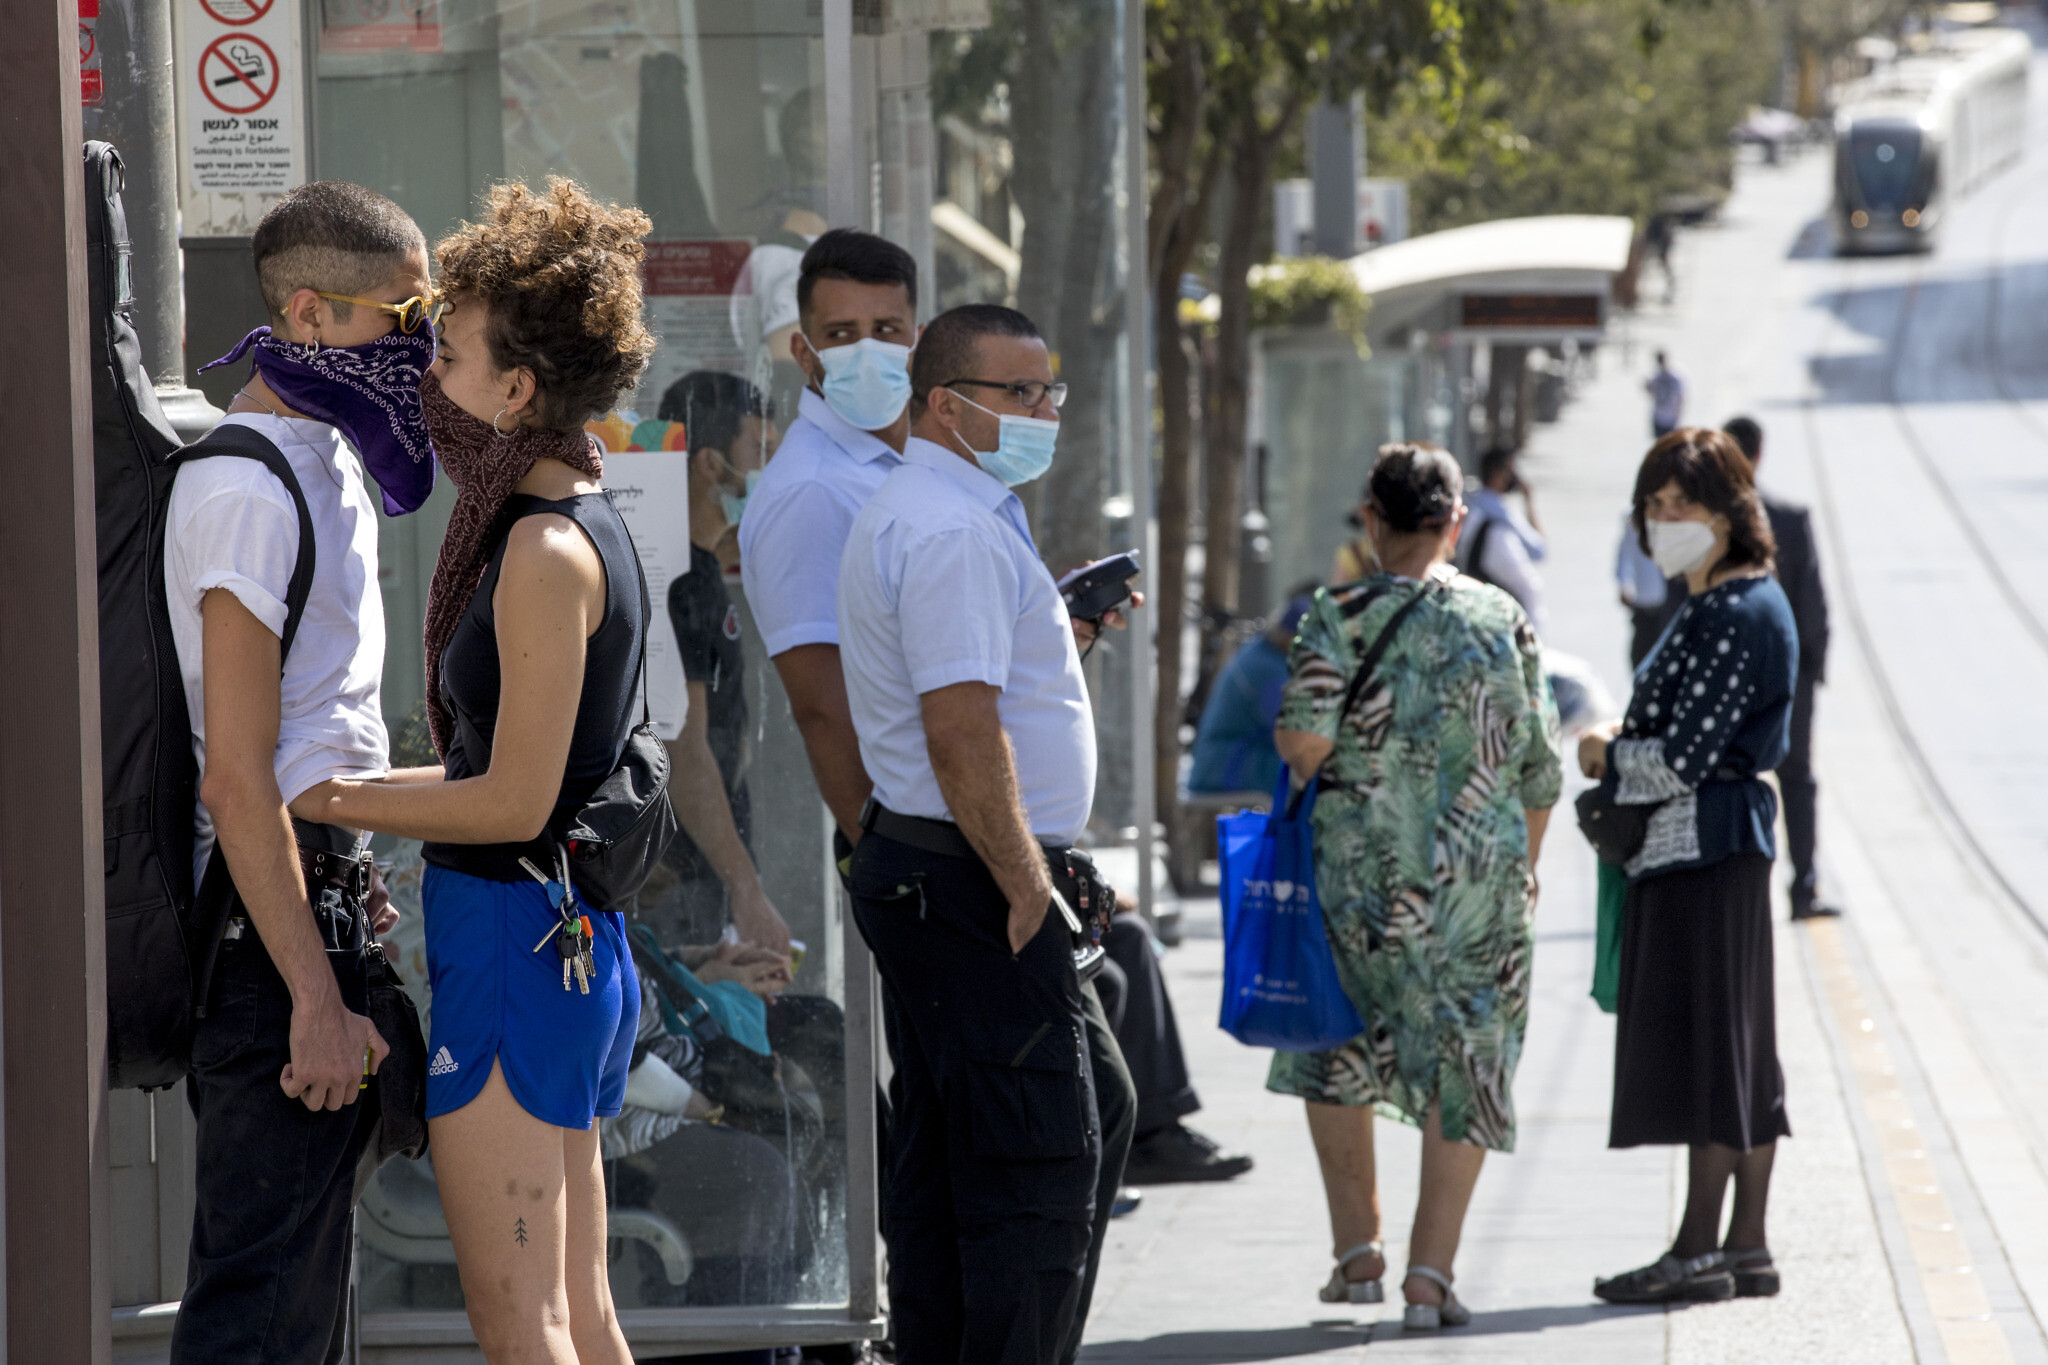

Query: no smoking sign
left=199, top=33, right=278, bottom=112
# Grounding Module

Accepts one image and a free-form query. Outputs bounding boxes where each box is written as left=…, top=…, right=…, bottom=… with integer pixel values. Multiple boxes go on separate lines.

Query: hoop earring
left=306, top=337, right=321, bottom=358
left=492, top=407, right=513, bottom=439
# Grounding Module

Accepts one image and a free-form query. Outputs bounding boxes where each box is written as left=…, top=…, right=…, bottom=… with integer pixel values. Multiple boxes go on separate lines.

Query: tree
left=1145, top=0, right=1506, bottom=877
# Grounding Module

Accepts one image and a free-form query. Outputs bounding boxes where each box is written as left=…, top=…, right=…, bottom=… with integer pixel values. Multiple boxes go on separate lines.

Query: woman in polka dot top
left=1580, top=428, right=1799, bottom=1307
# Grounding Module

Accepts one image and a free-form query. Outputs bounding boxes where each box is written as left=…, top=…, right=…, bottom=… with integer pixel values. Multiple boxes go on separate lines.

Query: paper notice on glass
left=603, top=450, right=693, bottom=741
left=640, top=240, right=754, bottom=412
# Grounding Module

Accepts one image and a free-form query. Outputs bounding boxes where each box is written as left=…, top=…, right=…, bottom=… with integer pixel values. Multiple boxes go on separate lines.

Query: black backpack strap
left=171, top=424, right=317, bottom=669
left=1335, top=578, right=1441, bottom=725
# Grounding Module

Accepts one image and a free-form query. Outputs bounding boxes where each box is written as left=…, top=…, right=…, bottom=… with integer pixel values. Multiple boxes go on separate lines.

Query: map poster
left=175, top=0, right=305, bottom=235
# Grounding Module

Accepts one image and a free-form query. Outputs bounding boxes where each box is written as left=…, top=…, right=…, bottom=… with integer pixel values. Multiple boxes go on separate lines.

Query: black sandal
left=1594, top=1251, right=1734, bottom=1305
left=1724, top=1246, right=1780, bottom=1297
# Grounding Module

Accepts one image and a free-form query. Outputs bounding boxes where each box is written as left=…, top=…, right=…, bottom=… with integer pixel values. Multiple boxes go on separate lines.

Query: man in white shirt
left=738, top=229, right=920, bottom=860
left=165, top=181, right=425, bottom=1365
left=1646, top=350, right=1685, bottom=438
left=837, top=303, right=1106, bottom=1363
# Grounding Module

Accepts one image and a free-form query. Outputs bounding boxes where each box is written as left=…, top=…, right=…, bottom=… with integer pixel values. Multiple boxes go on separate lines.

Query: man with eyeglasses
left=835, top=303, right=1113, bottom=1363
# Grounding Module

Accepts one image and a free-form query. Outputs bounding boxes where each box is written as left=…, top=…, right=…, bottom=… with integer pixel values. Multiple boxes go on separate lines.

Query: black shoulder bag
left=556, top=496, right=678, bottom=909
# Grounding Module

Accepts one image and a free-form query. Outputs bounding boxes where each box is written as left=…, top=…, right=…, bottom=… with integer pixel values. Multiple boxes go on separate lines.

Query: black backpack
left=87, top=142, right=314, bottom=1089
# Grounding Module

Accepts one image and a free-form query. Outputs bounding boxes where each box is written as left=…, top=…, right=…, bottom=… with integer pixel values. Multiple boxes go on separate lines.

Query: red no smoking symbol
left=199, top=0, right=275, bottom=24
left=200, top=33, right=278, bottom=113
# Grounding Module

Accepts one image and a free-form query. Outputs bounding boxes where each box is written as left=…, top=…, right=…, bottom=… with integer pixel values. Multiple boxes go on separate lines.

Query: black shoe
left=1725, top=1247, right=1780, bottom=1297
left=1791, top=898, right=1842, bottom=921
left=1594, top=1251, right=1735, bottom=1305
left=1110, top=1186, right=1143, bottom=1218
left=1122, top=1124, right=1254, bottom=1184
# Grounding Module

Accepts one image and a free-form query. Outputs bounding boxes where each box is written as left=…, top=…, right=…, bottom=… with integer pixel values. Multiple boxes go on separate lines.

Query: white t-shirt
left=164, top=412, right=390, bottom=876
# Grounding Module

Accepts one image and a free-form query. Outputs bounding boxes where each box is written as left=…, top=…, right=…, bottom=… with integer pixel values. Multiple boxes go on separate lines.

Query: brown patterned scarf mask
left=418, top=369, right=604, bottom=760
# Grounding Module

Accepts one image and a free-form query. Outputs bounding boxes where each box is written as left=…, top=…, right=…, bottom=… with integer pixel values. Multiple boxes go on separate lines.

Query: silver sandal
left=1317, top=1241, right=1386, bottom=1304
left=1402, top=1265, right=1473, bottom=1330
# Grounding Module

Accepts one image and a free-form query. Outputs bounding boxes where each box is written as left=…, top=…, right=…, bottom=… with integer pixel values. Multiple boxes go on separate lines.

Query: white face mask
left=1647, top=518, right=1719, bottom=576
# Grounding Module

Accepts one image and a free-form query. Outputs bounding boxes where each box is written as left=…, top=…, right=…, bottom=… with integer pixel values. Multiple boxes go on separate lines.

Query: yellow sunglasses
left=315, top=291, right=446, bottom=335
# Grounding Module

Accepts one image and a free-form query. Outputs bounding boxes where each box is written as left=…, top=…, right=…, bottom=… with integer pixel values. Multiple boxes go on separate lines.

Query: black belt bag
left=860, top=799, right=1112, bottom=980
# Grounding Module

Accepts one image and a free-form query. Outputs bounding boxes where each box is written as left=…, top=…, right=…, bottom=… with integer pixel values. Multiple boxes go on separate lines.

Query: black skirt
left=1609, top=853, right=1791, bottom=1150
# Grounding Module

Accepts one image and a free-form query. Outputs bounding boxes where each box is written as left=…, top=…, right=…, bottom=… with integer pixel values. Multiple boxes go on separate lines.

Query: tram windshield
left=1846, top=124, right=1924, bottom=211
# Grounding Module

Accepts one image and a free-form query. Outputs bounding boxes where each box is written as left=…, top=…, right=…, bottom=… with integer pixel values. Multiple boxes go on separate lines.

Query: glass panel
left=1260, top=333, right=1419, bottom=600
left=320, top=0, right=856, bottom=1321
left=926, top=0, right=1139, bottom=831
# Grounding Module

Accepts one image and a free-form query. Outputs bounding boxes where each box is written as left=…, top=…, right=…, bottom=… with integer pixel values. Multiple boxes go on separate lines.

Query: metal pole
left=1122, top=0, right=1157, bottom=921
left=80, top=0, right=222, bottom=441
left=0, top=0, right=115, bottom=1358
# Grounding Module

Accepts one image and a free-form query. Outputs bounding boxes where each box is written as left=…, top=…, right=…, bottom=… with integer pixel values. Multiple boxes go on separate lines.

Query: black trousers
left=171, top=922, right=378, bottom=1365
left=850, top=832, right=1102, bottom=1365
left=1090, top=913, right=1200, bottom=1139
left=1780, top=673, right=1820, bottom=907
left=1063, top=978, right=1135, bottom=1365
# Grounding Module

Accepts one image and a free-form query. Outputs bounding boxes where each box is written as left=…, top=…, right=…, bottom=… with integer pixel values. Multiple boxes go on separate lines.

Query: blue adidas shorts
left=421, top=864, right=639, bottom=1130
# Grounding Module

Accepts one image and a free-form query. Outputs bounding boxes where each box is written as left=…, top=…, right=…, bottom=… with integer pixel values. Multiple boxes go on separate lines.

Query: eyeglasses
left=944, top=378, right=1068, bottom=411
left=315, top=292, right=447, bottom=335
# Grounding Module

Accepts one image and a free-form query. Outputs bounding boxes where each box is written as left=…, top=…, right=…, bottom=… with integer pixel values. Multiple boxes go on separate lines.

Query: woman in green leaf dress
left=1272, top=443, right=1563, bottom=1330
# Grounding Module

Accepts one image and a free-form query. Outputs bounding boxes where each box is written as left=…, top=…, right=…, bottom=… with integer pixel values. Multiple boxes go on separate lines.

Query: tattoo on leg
left=514, top=1217, right=529, bottom=1247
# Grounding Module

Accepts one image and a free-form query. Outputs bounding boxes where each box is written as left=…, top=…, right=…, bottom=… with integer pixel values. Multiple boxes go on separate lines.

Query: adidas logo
left=428, top=1046, right=459, bottom=1077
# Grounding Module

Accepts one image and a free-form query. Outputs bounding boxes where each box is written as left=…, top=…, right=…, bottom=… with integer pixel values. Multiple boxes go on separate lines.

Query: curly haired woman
left=292, top=178, right=661, bottom=1362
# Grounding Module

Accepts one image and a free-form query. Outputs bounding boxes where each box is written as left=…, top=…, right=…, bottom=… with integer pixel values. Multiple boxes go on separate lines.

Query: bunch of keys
left=521, top=848, right=595, bottom=994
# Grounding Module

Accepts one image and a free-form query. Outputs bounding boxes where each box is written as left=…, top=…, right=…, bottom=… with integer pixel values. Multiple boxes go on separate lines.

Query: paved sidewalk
left=1080, top=146, right=1915, bottom=1363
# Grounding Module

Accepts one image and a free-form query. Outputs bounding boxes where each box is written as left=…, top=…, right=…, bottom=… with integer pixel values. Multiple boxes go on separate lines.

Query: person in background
left=1457, top=446, right=1548, bottom=634
left=1187, top=582, right=1321, bottom=797
left=641, top=370, right=791, bottom=954
left=1272, top=442, right=1562, bottom=1330
left=1646, top=350, right=1685, bottom=438
left=1616, top=513, right=1676, bottom=668
left=1723, top=415, right=1836, bottom=920
left=1331, top=489, right=1382, bottom=585
left=1584, top=428, right=1797, bottom=1306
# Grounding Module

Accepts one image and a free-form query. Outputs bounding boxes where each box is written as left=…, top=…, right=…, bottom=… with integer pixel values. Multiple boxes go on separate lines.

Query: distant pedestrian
left=1645, top=215, right=1677, bottom=305
left=1646, top=351, right=1685, bottom=437
left=1186, top=582, right=1320, bottom=797
left=1331, top=480, right=1383, bottom=584
left=1272, top=443, right=1562, bottom=1330
left=1457, top=446, right=1548, bottom=633
left=1724, top=415, right=1836, bottom=919
left=1584, top=428, right=1797, bottom=1307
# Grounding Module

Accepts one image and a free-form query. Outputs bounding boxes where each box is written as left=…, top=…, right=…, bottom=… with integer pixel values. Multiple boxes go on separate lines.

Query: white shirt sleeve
left=1480, top=525, right=1544, bottom=629
left=169, top=461, right=302, bottom=638
left=896, top=527, right=1019, bottom=695
left=743, top=479, right=857, bottom=656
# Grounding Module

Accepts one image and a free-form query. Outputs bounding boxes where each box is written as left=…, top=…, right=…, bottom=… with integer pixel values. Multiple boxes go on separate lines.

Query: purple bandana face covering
left=200, top=326, right=439, bottom=515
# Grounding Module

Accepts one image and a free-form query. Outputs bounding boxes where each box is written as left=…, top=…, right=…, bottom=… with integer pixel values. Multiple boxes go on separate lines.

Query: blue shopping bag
left=1215, top=773, right=1366, bottom=1051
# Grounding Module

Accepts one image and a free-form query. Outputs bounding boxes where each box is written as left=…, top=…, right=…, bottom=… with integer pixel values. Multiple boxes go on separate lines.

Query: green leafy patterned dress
left=1266, top=568, right=1563, bottom=1152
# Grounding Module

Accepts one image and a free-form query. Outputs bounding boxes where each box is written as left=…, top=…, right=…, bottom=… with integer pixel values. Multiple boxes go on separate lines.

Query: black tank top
left=422, top=491, right=645, bottom=881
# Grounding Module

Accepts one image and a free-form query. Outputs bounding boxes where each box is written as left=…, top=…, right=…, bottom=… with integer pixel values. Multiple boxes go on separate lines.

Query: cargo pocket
left=964, top=1020, right=1088, bottom=1161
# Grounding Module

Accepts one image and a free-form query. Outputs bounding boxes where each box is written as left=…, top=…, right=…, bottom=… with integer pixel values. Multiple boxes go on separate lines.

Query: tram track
left=1802, top=179, right=2048, bottom=947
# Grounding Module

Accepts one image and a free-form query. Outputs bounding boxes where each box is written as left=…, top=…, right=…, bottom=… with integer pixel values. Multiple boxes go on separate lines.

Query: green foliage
left=1366, top=0, right=1776, bottom=233
left=1247, top=256, right=1373, bottom=344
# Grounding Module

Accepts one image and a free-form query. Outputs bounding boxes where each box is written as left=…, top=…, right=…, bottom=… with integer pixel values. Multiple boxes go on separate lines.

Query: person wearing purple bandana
left=164, top=180, right=430, bottom=1365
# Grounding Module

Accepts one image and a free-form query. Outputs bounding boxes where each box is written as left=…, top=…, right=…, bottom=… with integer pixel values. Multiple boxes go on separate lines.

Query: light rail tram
left=1832, top=26, right=2028, bottom=254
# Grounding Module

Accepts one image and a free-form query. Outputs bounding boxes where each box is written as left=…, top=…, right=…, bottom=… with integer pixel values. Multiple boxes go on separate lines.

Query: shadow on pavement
left=1080, top=1305, right=1665, bottom=1360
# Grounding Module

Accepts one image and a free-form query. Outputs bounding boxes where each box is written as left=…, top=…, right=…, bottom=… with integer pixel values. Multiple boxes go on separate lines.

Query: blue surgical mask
left=947, top=389, right=1060, bottom=487
left=719, top=467, right=760, bottom=527
left=805, top=335, right=912, bottom=431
